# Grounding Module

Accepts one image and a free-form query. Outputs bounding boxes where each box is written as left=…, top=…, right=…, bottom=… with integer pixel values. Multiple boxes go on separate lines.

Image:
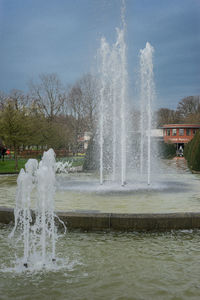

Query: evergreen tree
left=184, top=130, right=200, bottom=171
left=0, top=101, right=29, bottom=169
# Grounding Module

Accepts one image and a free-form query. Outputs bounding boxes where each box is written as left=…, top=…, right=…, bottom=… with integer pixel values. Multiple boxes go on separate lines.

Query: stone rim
left=1, top=206, right=200, bottom=232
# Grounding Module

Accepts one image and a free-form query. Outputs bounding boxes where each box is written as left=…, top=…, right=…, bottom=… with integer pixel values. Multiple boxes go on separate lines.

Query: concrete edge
left=0, top=173, right=19, bottom=175
left=1, top=207, right=200, bottom=232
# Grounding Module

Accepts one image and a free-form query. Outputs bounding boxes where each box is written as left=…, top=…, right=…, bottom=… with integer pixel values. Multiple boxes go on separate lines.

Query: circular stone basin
left=0, top=159, right=200, bottom=214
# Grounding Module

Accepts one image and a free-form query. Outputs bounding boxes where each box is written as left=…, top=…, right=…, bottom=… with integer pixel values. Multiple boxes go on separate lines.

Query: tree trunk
left=14, top=147, right=18, bottom=170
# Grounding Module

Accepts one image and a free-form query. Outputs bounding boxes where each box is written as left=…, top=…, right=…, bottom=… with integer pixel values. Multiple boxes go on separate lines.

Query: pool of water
left=0, top=159, right=200, bottom=214
left=0, top=224, right=200, bottom=299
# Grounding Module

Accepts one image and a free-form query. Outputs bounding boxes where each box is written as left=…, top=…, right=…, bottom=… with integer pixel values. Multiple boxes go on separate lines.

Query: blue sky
left=0, top=0, right=199, bottom=109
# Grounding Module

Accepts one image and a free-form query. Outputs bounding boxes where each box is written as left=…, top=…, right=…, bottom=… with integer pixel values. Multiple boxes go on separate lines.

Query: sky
left=0, top=0, right=200, bottom=109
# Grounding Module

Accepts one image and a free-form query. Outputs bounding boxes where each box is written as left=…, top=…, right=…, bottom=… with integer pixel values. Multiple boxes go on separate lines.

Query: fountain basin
left=1, top=207, right=200, bottom=231
left=0, top=159, right=200, bottom=231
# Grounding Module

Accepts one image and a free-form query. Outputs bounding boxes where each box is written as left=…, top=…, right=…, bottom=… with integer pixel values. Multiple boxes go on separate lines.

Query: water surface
left=0, top=158, right=200, bottom=213
left=0, top=225, right=200, bottom=300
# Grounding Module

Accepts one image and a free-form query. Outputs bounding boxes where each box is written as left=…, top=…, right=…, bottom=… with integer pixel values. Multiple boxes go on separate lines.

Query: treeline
left=156, top=96, right=200, bottom=126
left=0, top=73, right=98, bottom=168
left=184, top=130, right=200, bottom=171
left=0, top=71, right=199, bottom=168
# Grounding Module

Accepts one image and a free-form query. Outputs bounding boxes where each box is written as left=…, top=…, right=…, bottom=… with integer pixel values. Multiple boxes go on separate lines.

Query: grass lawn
left=0, top=159, right=27, bottom=173
left=0, top=156, right=85, bottom=174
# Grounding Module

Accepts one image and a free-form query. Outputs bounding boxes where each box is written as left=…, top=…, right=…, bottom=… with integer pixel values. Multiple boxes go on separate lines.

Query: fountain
left=0, top=4, right=199, bottom=230
left=97, top=3, right=157, bottom=188
left=139, top=42, right=155, bottom=185
left=98, top=7, right=128, bottom=186
left=0, top=2, right=200, bottom=298
left=8, top=149, right=66, bottom=269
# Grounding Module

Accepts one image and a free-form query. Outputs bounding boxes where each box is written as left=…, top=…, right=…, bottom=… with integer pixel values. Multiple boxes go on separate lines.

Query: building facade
left=161, top=124, right=200, bottom=156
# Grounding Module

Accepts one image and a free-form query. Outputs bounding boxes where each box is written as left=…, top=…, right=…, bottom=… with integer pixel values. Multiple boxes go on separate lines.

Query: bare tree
left=78, top=74, right=98, bottom=132
left=29, top=73, right=67, bottom=120
left=67, top=74, right=98, bottom=153
left=68, top=74, right=98, bottom=131
left=177, top=96, right=200, bottom=120
left=0, top=91, right=7, bottom=111
left=68, top=84, right=86, bottom=154
left=156, top=108, right=181, bottom=127
left=9, top=89, right=28, bottom=110
left=156, top=96, right=200, bottom=126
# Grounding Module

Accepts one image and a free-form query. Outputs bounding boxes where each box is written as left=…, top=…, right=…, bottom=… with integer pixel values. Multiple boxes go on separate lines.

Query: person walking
left=2, top=147, right=7, bottom=161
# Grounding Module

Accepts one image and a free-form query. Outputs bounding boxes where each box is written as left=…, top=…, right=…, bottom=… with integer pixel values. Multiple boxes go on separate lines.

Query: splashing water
left=98, top=7, right=128, bottom=186
left=140, top=42, right=155, bottom=185
left=97, top=5, right=156, bottom=187
left=56, top=160, right=73, bottom=174
left=9, top=149, right=66, bottom=270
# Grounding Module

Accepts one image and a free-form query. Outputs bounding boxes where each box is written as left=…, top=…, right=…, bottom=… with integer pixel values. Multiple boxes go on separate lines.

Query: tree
left=0, top=91, right=7, bottom=111
left=156, top=108, right=180, bottom=127
left=158, top=141, right=176, bottom=158
left=156, top=96, right=200, bottom=127
left=29, top=73, right=67, bottom=121
left=67, top=74, right=98, bottom=153
left=184, top=130, right=200, bottom=171
left=68, top=84, right=86, bottom=154
left=26, top=111, right=48, bottom=149
left=54, top=115, right=74, bottom=150
left=177, top=96, right=200, bottom=122
left=9, top=89, right=28, bottom=110
left=0, top=100, right=29, bottom=169
left=77, top=74, right=98, bottom=132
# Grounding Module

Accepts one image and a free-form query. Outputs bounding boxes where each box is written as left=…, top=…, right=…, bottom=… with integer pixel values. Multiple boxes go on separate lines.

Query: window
left=172, top=129, right=177, bottom=136
left=167, top=129, right=170, bottom=136
left=179, top=128, right=184, bottom=136
left=193, top=129, right=196, bottom=135
left=186, top=129, right=191, bottom=136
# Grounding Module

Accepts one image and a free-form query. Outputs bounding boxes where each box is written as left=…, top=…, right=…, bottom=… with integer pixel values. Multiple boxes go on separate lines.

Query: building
left=161, top=124, right=200, bottom=156
left=149, top=129, right=163, bottom=141
left=78, top=132, right=92, bottom=153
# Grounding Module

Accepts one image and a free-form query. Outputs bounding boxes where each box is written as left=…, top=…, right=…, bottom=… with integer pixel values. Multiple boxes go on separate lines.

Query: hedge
left=184, top=130, right=200, bottom=171
left=158, top=141, right=176, bottom=159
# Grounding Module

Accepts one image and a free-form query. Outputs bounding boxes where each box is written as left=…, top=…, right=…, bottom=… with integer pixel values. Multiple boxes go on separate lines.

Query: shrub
left=83, top=138, right=99, bottom=171
left=158, top=141, right=176, bottom=159
left=184, top=130, right=200, bottom=171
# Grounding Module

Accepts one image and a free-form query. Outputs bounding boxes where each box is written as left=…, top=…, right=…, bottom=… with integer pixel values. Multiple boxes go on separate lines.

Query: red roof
left=161, top=124, right=200, bottom=129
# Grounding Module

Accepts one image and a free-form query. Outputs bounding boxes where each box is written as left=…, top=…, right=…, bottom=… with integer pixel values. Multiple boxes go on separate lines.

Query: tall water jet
left=10, top=159, right=38, bottom=267
left=139, top=42, right=155, bottom=185
left=117, top=27, right=127, bottom=186
left=99, top=38, right=110, bottom=185
left=98, top=6, right=128, bottom=186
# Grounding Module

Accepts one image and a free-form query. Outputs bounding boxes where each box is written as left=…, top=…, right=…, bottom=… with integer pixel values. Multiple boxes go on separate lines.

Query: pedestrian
left=6, top=149, right=10, bottom=157
left=2, top=147, right=7, bottom=161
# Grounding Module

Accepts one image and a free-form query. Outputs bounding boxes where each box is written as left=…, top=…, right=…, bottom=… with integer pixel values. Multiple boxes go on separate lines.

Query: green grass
left=0, top=159, right=27, bottom=173
left=0, top=156, right=85, bottom=173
